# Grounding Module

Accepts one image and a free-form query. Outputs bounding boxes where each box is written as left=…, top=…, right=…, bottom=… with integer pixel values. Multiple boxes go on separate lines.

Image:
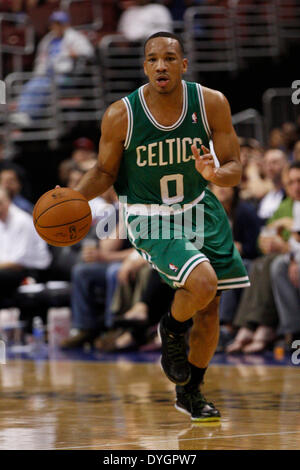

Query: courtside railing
left=232, top=108, right=265, bottom=145
left=234, top=2, right=280, bottom=62
left=57, top=60, right=105, bottom=124
left=5, top=72, right=60, bottom=142
left=0, top=12, right=34, bottom=77
left=276, top=0, right=300, bottom=41
left=183, top=6, right=238, bottom=74
left=99, top=34, right=146, bottom=106
left=60, top=0, right=103, bottom=31
left=262, top=87, right=300, bottom=136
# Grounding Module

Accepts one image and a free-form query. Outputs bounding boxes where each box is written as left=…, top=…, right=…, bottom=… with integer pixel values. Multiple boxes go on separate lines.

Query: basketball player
left=74, top=32, right=250, bottom=422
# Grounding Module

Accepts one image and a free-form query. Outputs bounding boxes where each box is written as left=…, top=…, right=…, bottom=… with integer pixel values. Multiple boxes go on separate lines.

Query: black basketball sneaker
left=175, top=385, right=221, bottom=422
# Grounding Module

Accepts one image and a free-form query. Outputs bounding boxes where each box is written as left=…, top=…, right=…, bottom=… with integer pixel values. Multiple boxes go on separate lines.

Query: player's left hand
left=192, top=144, right=218, bottom=182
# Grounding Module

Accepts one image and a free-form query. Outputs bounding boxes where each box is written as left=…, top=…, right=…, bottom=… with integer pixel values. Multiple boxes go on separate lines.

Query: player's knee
left=190, top=274, right=218, bottom=310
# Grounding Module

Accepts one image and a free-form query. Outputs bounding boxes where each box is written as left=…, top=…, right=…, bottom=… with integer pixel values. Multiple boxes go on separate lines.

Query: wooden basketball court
left=0, top=355, right=299, bottom=450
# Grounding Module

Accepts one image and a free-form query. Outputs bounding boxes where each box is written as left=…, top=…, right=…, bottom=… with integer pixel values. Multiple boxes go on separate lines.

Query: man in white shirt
left=257, top=149, right=288, bottom=223
left=118, top=0, right=173, bottom=41
left=0, top=187, right=51, bottom=305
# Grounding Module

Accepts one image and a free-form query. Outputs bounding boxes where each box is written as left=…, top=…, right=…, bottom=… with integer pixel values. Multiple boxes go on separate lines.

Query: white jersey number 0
left=160, top=174, right=184, bottom=205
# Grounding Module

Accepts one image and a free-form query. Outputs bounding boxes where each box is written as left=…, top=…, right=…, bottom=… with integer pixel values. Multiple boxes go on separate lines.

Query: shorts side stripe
left=180, top=256, right=209, bottom=287
left=217, top=282, right=251, bottom=290
left=218, top=276, right=249, bottom=284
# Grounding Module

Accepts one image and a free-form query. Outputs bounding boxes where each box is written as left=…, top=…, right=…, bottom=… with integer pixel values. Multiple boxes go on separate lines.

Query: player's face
left=144, top=38, right=188, bottom=94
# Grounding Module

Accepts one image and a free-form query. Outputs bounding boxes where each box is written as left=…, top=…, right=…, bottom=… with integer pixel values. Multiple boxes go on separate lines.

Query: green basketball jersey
left=114, top=81, right=214, bottom=206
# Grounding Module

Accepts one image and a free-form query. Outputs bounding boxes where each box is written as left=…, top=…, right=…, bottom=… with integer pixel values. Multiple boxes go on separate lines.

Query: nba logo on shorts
left=169, top=263, right=178, bottom=272
left=192, top=112, right=197, bottom=124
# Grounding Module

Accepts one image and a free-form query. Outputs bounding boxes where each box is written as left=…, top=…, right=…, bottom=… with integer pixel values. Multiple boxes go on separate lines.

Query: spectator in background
left=0, top=163, right=33, bottom=214
left=271, top=216, right=300, bottom=353
left=0, top=186, right=51, bottom=307
left=238, top=137, right=271, bottom=203
left=93, top=252, right=151, bottom=351
left=96, top=263, right=176, bottom=352
left=257, top=149, right=288, bottom=225
left=117, top=0, right=173, bottom=41
left=293, top=140, right=300, bottom=162
left=58, top=137, right=97, bottom=185
left=281, top=122, right=299, bottom=161
left=71, top=137, right=97, bottom=165
left=226, top=162, right=300, bottom=354
left=211, top=184, right=261, bottom=351
left=10, top=10, right=94, bottom=126
left=60, top=215, right=134, bottom=349
left=268, top=128, right=284, bottom=150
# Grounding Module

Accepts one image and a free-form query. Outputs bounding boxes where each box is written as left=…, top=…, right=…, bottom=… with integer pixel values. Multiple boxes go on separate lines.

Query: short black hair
left=144, top=31, right=185, bottom=56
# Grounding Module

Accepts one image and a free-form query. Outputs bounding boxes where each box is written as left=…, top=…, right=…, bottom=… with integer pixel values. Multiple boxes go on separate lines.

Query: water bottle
left=32, top=316, right=45, bottom=353
left=48, top=308, right=71, bottom=349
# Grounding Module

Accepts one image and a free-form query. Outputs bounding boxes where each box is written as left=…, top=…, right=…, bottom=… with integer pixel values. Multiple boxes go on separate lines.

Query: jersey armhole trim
left=196, top=84, right=211, bottom=140
left=122, top=97, right=133, bottom=150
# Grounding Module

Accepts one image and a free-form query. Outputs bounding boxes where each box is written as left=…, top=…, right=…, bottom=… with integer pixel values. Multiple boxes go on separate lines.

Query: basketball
left=33, top=187, right=92, bottom=247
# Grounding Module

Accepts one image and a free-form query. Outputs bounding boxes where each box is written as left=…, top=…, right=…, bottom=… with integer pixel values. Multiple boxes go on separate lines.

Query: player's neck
left=144, top=81, right=184, bottom=111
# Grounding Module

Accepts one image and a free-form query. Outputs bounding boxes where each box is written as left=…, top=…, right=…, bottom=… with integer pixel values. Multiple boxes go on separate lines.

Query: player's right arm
left=75, top=100, right=127, bottom=200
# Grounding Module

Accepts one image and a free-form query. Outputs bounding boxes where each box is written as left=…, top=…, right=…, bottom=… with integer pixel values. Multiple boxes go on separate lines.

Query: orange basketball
left=33, top=187, right=92, bottom=247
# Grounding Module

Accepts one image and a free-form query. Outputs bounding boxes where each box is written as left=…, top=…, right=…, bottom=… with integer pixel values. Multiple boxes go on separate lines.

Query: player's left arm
left=193, top=88, right=242, bottom=187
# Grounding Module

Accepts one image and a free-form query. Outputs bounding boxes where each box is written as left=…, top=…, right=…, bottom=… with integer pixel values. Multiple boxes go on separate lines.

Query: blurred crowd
left=0, top=122, right=299, bottom=355
left=1, top=0, right=281, bottom=80
left=1, top=1, right=200, bottom=128
left=0, top=0, right=299, bottom=356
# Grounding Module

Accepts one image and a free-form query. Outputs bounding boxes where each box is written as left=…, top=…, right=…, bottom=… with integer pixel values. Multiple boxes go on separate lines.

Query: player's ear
left=182, top=58, right=188, bottom=74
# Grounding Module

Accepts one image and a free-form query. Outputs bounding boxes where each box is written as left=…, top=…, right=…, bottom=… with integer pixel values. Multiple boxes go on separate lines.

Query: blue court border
left=3, top=346, right=300, bottom=367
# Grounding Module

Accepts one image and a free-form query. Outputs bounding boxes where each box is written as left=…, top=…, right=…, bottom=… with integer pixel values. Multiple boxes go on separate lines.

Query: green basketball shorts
left=123, top=189, right=250, bottom=291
